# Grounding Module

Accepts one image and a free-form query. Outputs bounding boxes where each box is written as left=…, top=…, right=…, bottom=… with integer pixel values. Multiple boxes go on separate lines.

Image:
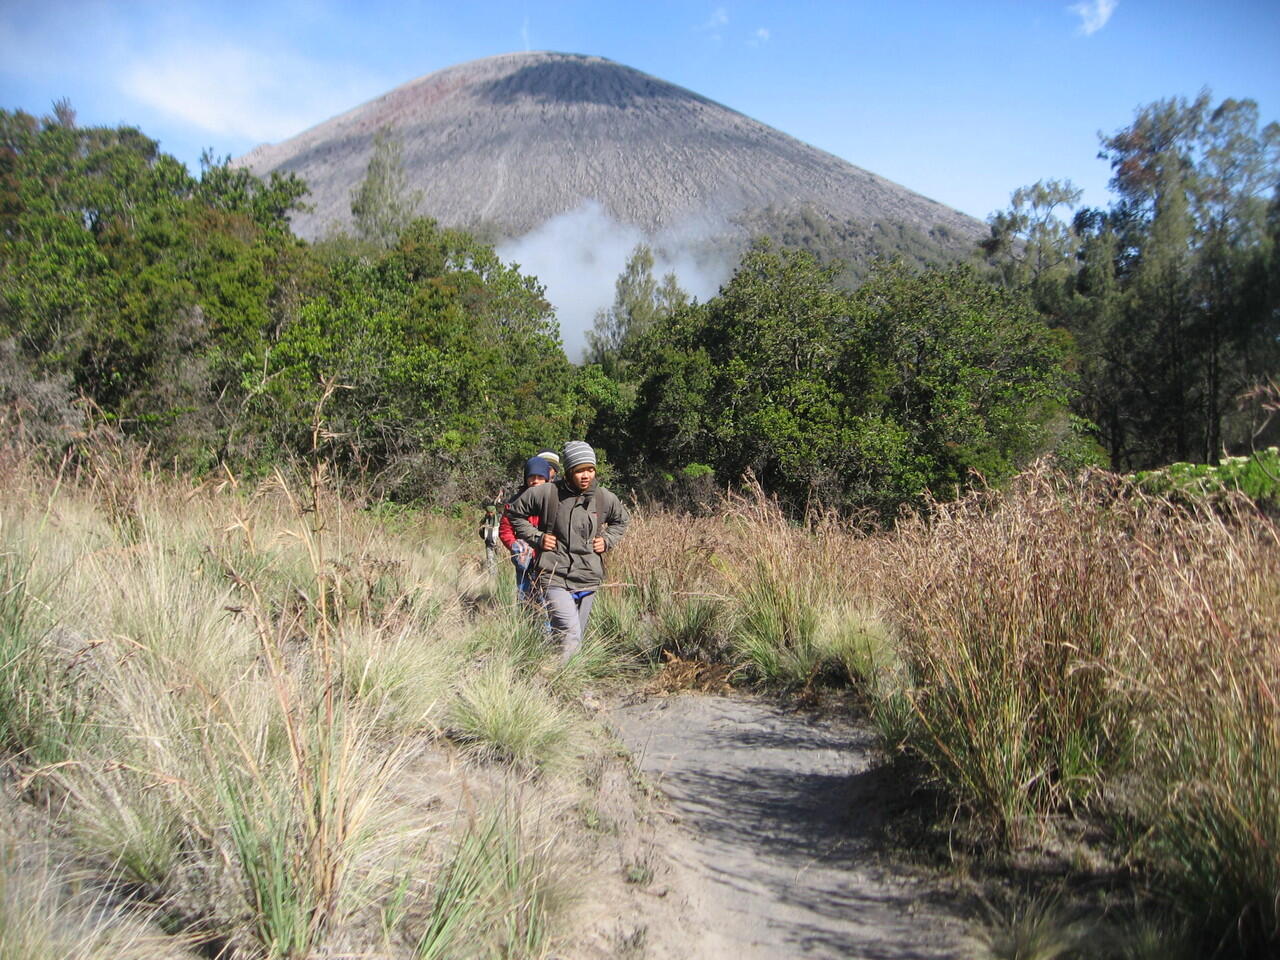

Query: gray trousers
left=543, top=585, right=595, bottom=662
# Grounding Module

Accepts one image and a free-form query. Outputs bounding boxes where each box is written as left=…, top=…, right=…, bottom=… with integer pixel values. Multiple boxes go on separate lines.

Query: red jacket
left=498, top=496, right=540, bottom=548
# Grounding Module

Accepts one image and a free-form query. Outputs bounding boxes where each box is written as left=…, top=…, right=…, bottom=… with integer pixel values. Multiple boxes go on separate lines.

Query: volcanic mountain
left=237, top=52, right=984, bottom=260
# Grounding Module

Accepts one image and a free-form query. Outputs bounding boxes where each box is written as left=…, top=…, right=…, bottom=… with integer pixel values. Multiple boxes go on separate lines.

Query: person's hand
left=541, top=533, right=558, bottom=551
left=592, top=536, right=606, bottom=554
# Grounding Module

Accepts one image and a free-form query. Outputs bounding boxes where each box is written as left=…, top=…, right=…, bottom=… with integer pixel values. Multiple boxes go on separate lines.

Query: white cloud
left=0, top=4, right=387, bottom=148
left=121, top=43, right=383, bottom=144
left=697, top=5, right=728, bottom=43
left=748, top=26, right=770, bottom=46
left=701, top=7, right=729, bottom=30
left=497, top=202, right=727, bottom=361
left=1068, top=0, right=1117, bottom=36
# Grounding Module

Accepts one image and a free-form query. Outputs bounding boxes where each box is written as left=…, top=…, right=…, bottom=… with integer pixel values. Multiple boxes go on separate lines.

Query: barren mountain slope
left=236, top=51, right=983, bottom=248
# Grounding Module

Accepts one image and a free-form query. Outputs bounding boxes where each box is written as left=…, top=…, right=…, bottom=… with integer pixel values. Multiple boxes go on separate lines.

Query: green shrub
left=1133, top=447, right=1280, bottom=508
left=448, top=661, right=572, bottom=768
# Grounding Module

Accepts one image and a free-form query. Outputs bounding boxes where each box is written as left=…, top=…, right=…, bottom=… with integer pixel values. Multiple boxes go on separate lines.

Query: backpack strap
left=540, top=481, right=563, bottom=549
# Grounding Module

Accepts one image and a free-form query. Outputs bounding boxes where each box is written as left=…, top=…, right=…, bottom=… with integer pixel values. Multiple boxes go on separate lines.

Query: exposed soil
left=0, top=688, right=981, bottom=958
left=592, top=691, right=976, bottom=959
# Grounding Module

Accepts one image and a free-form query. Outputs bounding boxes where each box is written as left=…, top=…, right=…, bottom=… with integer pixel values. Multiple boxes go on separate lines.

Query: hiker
left=479, top=489, right=504, bottom=574
left=508, top=441, right=630, bottom=662
left=498, top=455, right=553, bottom=607
left=535, top=450, right=561, bottom=480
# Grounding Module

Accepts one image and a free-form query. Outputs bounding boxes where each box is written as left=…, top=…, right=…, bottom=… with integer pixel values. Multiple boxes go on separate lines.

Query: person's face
left=525, top=474, right=547, bottom=487
left=569, top=463, right=596, bottom=491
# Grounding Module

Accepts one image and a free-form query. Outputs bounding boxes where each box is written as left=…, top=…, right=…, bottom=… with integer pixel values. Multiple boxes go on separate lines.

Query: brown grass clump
left=610, top=463, right=1279, bottom=955
left=646, top=651, right=735, bottom=695
left=868, top=465, right=1148, bottom=835
left=0, top=443, right=593, bottom=958
left=873, top=462, right=1279, bottom=955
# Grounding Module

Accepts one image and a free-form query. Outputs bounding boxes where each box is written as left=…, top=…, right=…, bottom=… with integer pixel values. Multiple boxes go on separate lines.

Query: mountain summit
left=238, top=52, right=982, bottom=250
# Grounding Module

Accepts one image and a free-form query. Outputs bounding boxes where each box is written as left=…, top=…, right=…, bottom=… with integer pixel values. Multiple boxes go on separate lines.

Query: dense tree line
left=982, top=92, right=1280, bottom=470
left=3, top=91, right=1274, bottom=514
left=0, top=107, right=579, bottom=499
left=584, top=242, right=1083, bottom=516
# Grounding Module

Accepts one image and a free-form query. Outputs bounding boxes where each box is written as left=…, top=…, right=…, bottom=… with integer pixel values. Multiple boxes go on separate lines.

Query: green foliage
left=987, top=92, right=1280, bottom=471
left=844, top=261, right=1076, bottom=505
left=349, top=126, right=422, bottom=250
left=253, top=218, right=574, bottom=497
left=585, top=244, right=689, bottom=377
left=1132, top=446, right=1280, bottom=508
left=0, top=108, right=307, bottom=467
left=981, top=178, right=1083, bottom=300
left=0, top=106, right=579, bottom=494
left=623, top=241, right=1074, bottom=514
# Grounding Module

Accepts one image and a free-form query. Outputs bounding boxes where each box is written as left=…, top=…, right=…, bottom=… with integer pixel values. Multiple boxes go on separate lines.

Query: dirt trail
left=604, top=693, right=973, bottom=960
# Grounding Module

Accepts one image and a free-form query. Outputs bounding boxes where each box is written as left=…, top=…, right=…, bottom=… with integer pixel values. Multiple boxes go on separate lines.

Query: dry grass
left=3, top=435, right=1274, bottom=955
left=0, top=445, right=598, bottom=957
left=878, top=466, right=1279, bottom=954
left=609, top=464, right=1279, bottom=956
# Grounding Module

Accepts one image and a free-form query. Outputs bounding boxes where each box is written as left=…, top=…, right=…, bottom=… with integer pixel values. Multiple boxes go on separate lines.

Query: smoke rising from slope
left=497, top=201, right=730, bottom=362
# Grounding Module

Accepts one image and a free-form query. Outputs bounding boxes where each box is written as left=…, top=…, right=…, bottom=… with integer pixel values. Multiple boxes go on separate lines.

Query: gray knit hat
left=562, top=441, right=596, bottom=471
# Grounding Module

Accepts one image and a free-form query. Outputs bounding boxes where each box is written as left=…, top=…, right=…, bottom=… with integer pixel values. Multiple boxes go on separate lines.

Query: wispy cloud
left=121, top=42, right=382, bottom=144
left=701, top=6, right=729, bottom=31
left=748, top=26, right=770, bottom=47
left=1068, top=0, right=1117, bottom=36
left=497, top=201, right=726, bottom=361
left=1, top=3, right=386, bottom=149
left=521, top=15, right=531, bottom=52
left=696, top=5, right=728, bottom=43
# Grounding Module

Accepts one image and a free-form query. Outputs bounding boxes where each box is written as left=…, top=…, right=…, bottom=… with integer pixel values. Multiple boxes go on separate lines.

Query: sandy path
left=605, top=693, right=972, bottom=959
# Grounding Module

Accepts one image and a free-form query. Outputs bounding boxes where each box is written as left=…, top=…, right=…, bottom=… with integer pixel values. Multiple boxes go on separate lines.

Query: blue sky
left=2, top=0, right=1277, bottom=223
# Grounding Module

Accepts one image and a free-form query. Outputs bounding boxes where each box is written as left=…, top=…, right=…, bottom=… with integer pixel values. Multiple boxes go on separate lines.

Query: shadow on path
left=607, top=693, right=971, bottom=959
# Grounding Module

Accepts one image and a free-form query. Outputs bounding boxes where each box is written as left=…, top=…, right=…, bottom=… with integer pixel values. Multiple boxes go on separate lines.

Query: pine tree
left=350, top=126, right=422, bottom=249
left=585, top=244, right=688, bottom=377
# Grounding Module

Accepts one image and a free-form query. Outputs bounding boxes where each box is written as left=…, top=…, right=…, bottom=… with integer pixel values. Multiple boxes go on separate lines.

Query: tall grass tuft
left=0, top=858, right=181, bottom=960
left=731, top=559, right=823, bottom=684
left=874, top=466, right=1144, bottom=839
left=413, top=806, right=563, bottom=960
left=0, top=547, right=86, bottom=767
left=1119, top=492, right=1280, bottom=956
left=654, top=595, right=728, bottom=662
left=449, top=659, right=573, bottom=768
left=875, top=463, right=1279, bottom=954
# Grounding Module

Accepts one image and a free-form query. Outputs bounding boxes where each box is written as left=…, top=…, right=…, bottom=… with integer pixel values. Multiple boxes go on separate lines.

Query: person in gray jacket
left=508, top=441, right=630, bottom=662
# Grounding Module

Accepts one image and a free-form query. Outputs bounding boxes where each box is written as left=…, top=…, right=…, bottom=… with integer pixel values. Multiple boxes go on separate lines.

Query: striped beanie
left=562, top=441, right=596, bottom=471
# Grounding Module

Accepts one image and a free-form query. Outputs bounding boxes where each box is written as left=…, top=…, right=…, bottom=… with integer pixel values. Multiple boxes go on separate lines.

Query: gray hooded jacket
left=507, top=477, right=630, bottom=591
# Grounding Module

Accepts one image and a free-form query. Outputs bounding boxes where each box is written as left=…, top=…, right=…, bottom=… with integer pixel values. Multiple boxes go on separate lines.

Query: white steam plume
left=497, top=201, right=730, bottom=362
